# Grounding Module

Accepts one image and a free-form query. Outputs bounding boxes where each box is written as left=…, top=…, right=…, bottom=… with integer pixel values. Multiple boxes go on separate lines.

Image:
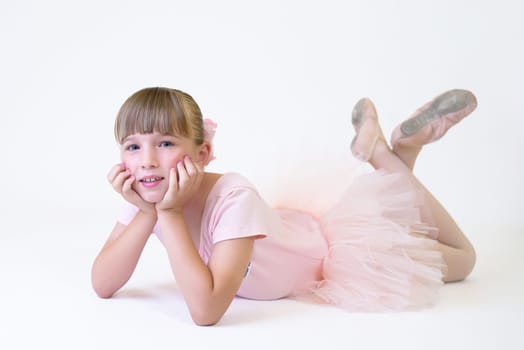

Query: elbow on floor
left=94, top=289, right=114, bottom=299
left=190, top=309, right=222, bottom=327
left=91, top=279, right=115, bottom=299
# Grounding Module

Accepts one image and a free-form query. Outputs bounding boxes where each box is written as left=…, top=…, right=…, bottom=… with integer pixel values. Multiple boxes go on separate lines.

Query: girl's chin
left=136, top=189, right=166, bottom=204
left=141, top=194, right=164, bottom=203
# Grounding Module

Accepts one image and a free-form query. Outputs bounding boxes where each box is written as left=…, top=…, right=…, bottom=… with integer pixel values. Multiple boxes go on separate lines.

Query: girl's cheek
left=120, top=155, right=134, bottom=171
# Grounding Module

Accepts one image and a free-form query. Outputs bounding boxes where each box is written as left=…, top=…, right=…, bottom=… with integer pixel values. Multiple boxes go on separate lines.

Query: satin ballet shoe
left=391, top=89, right=477, bottom=148
left=351, top=98, right=384, bottom=161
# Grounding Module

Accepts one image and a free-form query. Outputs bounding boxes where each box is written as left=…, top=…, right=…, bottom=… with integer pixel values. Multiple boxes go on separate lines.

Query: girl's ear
left=198, top=142, right=213, bottom=166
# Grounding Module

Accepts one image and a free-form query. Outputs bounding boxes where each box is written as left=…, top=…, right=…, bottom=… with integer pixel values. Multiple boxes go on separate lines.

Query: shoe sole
left=351, top=98, right=380, bottom=161
left=351, top=98, right=368, bottom=127
left=351, top=98, right=368, bottom=149
left=399, top=90, right=473, bottom=137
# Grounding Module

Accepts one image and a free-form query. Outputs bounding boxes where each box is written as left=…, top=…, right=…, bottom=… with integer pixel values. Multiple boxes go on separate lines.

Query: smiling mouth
left=139, top=177, right=165, bottom=183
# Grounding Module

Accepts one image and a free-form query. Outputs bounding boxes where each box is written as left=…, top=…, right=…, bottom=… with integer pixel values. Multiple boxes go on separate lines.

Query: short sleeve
left=117, top=203, right=161, bottom=235
left=117, top=203, right=139, bottom=226
left=206, top=186, right=275, bottom=244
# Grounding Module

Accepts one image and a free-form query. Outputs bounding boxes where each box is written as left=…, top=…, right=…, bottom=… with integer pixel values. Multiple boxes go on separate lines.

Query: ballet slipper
left=351, top=98, right=385, bottom=162
left=391, top=89, right=477, bottom=148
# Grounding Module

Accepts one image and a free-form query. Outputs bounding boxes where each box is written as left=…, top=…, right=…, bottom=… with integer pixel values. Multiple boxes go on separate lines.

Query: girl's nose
left=141, top=149, right=159, bottom=168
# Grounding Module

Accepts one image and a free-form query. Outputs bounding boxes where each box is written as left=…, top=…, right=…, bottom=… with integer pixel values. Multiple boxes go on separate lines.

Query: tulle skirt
left=293, top=170, right=445, bottom=312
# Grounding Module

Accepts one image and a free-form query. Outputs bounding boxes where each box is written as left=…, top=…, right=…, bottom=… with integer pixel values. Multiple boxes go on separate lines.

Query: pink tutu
left=294, top=170, right=445, bottom=312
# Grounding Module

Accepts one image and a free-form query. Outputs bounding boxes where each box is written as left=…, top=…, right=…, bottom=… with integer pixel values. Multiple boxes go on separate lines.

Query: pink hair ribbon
left=203, top=118, right=217, bottom=165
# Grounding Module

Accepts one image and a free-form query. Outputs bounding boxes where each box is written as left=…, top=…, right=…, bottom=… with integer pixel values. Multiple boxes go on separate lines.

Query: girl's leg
left=351, top=98, right=476, bottom=282
left=390, top=127, right=430, bottom=171
left=390, top=89, right=478, bottom=171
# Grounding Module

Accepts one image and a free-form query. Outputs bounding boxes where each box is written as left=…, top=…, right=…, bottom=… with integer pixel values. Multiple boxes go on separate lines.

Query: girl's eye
left=126, top=144, right=139, bottom=151
left=159, top=141, right=174, bottom=148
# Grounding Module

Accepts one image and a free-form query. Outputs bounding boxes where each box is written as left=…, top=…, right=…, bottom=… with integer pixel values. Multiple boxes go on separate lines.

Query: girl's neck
left=181, top=172, right=222, bottom=248
left=182, top=172, right=223, bottom=228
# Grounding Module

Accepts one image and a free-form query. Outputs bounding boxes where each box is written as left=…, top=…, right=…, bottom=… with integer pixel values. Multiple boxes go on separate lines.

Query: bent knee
left=443, top=246, right=476, bottom=283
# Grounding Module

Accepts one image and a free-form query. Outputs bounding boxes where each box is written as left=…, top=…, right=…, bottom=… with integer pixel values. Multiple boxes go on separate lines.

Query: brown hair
left=114, top=87, right=204, bottom=145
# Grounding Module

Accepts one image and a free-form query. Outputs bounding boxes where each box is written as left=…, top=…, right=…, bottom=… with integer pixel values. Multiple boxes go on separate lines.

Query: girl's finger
left=177, top=160, right=188, bottom=185
left=107, top=163, right=125, bottom=183
left=122, top=175, right=135, bottom=193
left=185, top=156, right=204, bottom=182
left=184, top=156, right=197, bottom=177
left=171, top=167, right=178, bottom=190
left=112, top=169, right=130, bottom=191
left=165, top=167, right=178, bottom=196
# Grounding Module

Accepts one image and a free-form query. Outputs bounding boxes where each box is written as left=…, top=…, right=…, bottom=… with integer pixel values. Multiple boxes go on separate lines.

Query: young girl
left=91, top=87, right=477, bottom=325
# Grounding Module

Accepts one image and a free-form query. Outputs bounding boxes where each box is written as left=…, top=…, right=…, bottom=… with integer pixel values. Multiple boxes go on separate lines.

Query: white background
left=1, top=0, right=523, bottom=229
left=1, top=1, right=523, bottom=349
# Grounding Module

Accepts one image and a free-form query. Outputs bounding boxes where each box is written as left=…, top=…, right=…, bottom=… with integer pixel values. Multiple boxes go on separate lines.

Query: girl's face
left=121, top=131, right=201, bottom=203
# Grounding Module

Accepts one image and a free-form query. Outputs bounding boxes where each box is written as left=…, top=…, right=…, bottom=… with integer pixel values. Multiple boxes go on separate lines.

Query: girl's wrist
left=156, top=206, right=184, bottom=217
left=137, top=205, right=157, bottom=218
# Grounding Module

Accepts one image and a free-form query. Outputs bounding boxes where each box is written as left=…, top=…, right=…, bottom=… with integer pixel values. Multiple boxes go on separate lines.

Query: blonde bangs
left=114, top=88, right=191, bottom=144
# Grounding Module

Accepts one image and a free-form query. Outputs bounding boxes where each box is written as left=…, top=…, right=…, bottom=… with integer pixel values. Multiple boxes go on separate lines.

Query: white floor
left=1, top=208, right=522, bottom=350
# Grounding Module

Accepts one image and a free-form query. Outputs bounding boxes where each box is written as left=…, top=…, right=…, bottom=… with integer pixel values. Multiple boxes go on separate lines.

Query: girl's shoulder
left=207, top=172, right=259, bottom=197
left=202, top=172, right=274, bottom=244
left=204, top=172, right=269, bottom=217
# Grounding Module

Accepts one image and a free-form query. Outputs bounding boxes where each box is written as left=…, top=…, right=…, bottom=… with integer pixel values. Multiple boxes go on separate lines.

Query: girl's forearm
left=157, top=211, right=229, bottom=325
left=91, top=211, right=156, bottom=298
